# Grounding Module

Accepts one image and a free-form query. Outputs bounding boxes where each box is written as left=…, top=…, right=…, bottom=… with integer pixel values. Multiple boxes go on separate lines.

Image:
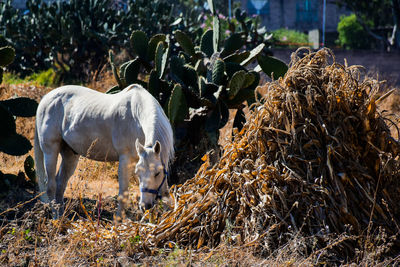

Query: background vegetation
left=272, top=28, right=309, bottom=48
left=335, top=0, right=400, bottom=50
left=337, top=14, right=375, bottom=49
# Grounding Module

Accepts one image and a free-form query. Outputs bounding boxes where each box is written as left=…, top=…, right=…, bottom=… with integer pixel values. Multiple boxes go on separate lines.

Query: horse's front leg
left=117, top=154, right=134, bottom=219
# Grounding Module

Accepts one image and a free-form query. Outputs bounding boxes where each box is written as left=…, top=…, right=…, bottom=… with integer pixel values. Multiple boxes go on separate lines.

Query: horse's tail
left=34, top=124, right=48, bottom=202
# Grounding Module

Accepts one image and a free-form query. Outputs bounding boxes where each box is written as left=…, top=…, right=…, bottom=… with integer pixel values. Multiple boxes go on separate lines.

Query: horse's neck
left=132, top=89, right=173, bottom=168
left=142, top=123, right=158, bottom=148
left=141, top=114, right=170, bottom=168
left=137, top=109, right=158, bottom=147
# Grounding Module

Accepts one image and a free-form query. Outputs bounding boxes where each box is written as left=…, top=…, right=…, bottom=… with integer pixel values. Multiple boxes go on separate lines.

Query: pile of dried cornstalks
left=142, top=48, right=400, bottom=253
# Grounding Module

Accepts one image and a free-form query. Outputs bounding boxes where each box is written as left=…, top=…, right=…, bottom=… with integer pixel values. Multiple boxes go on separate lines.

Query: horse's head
left=135, top=139, right=168, bottom=211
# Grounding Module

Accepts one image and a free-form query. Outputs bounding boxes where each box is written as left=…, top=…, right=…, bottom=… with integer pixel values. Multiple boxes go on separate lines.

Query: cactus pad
left=200, top=30, right=214, bottom=58
left=257, top=54, right=288, bottom=79
left=212, top=59, right=225, bottom=85
left=0, top=97, right=38, bottom=117
left=130, top=30, right=149, bottom=60
left=175, top=30, right=196, bottom=57
left=168, top=84, right=188, bottom=124
left=0, top=46, right=15, bottom=67
left=147, top=34, right=166, bottom=61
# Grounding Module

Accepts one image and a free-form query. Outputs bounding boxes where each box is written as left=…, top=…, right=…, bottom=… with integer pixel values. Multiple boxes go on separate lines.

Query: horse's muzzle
left=140, top=202, right=153, bottom=211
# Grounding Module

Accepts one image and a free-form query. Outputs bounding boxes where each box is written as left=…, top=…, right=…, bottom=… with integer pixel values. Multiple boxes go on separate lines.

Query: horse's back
left=35, top=84, right=172, bottom=162
left=36, top=85, right=133, bottom=160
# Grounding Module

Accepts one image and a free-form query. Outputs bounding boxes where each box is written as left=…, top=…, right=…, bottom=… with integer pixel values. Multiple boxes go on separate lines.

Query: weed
left=2, top=68, right=59, bottom=87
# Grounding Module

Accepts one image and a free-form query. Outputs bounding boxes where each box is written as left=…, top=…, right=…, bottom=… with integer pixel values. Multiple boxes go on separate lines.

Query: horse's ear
left=153, top=141, right=161, bottom=155
left=135, top=139, right=145, bottom=155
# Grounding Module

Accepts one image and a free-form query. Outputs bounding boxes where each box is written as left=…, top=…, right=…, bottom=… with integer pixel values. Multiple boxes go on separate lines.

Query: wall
left=240, top=0, right=349, bottom=32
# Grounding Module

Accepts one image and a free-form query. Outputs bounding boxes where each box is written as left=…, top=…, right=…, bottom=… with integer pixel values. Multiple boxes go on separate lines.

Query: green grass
left=3, top=68, right=58, bottom=87
left=272, top=28, right=309, bottom=48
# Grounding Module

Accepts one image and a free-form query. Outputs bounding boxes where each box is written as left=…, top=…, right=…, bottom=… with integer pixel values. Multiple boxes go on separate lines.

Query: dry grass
left=1, top=50, right=400, bottom=265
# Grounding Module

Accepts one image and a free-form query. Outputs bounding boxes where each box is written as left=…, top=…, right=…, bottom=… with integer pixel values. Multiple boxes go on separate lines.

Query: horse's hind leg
left=55, top=143, right=79, bottom=209
left=42, top=144, right=60, bottom=202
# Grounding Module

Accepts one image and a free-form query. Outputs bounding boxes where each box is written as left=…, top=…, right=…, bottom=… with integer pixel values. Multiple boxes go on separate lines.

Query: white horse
left=34, top=84, right=174, bottom=216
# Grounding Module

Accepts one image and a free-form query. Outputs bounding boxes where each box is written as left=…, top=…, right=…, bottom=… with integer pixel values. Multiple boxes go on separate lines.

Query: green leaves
left=224, top=51, right=250, bottom=64
left=147, top=34, right=166, bottom=61
left=242, top=43, right=265, bottom=66
left=228, top=71, right=255, bottom=100
left=174, top=30, right=195, bottom=57
left=0, top=104, right=16, bottom=138
left=213, top=16, right=220, bottom=53
left=0, top=46, right=15, bottom=67
left=109, top=50, right=123, bottom=88
left=212, top=59, right=225, bottom=85
left=130, top=30, right=149, bottom=60
left=168, top=84, right=188, bottom=125
left=148, top=70, right=161, bottom=97
left=0, top=46, right=16, bottom=84
left=170, top=56, right=186, bottom=82
left=122, top=59, right=141, bottom=85
left=257, top=54, right=288, bottom=79
left=200, top=30, right=214, bottom=58
left=0, top=97, right=38, bottom=117
left=0, top=133, right=32, bottom=156
left=222, top=33, right=243, bottom=57
left=235, top=8, right=247, bottom=23
left=155, top=42, right=167, bottom=78
left=105, top=85, right=121, bottom=94
left=0, top=97, right=38, bottom=156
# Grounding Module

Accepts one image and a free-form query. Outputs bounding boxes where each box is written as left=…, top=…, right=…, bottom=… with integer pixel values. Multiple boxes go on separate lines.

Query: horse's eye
left=155, top=172, right=160, bottom=177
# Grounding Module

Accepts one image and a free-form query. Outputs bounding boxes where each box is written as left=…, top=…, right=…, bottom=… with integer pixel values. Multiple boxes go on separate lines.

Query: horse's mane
left=129, top=85, right=175, bottom=170
left=152, top=111, right=175, bottom=171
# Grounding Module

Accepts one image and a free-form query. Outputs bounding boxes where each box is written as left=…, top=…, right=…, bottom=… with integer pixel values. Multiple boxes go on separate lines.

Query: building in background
left=241, top=0, right=348, bottom=32
left=240, top=0, right=349, bottom=46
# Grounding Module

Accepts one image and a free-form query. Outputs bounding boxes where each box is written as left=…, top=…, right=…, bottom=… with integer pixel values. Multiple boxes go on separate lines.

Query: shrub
left=272, top=28, right=309, bottom=48
left=3, top=69, right=58, bottom=86
left=0, top=0, right=203, bottom=82
left=337, top=14, right=373, bottom=49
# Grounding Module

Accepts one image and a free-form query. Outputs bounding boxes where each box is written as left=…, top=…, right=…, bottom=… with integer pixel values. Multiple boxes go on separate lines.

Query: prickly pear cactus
left=130, top=30, right=149, bottom=60
left=0, top=97, right=38, bottom=156
left=109, top=2, right=288, bottom=156
left=0, top=46, right=15, bottom=84
left=0, top=46, right=38, bottom=156
left=0, top=46, right=15, bottom=66
left=108, top=0, right=289, bottom=184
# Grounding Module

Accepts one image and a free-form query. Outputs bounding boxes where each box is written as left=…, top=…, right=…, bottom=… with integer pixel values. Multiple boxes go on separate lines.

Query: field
left=1, top=49, right=400, bottom=266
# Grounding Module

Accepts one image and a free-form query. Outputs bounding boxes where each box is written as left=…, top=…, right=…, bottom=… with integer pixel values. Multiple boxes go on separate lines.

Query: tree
left=334, top=0, right=400, bottom=49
